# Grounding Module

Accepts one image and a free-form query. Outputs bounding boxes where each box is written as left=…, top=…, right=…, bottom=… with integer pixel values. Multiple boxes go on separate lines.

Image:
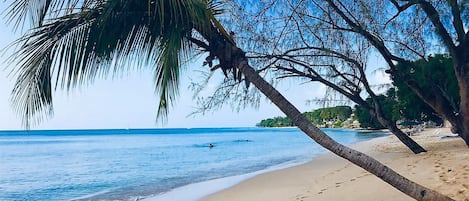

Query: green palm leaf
left=6, top=0, right=219, bottom=127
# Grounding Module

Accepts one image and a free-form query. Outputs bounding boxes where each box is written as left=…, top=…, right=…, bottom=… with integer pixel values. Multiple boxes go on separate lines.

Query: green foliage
left=304, top=106, right=352, bottom=124
left=354, top=103, right=384, bottom=129
left=257, top=106, right=352, bottom=127
left=353, top=89, right=400, bottom=129
left=355, top=55, right=458, bottom=129
left=334, top=121, right=343, bottom=127
left=256, top=116, right=294, bottom=127
left=393, top=55, right=458, bottom=124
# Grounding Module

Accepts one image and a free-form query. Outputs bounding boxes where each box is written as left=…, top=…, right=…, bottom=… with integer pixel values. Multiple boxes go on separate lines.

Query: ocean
left=0, top=127, right=388, bottom=201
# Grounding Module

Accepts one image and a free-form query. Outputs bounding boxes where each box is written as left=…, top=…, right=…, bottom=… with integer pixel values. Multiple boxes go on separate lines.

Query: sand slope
left=202, top=128, right=469, bottom=201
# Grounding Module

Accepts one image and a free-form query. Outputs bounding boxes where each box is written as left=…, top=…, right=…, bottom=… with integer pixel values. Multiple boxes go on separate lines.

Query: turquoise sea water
left=0, top=127, right=388, bottom=201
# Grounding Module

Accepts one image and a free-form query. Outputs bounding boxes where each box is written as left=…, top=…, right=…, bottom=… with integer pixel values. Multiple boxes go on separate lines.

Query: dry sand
left=202, top=128, right=469, bottom=201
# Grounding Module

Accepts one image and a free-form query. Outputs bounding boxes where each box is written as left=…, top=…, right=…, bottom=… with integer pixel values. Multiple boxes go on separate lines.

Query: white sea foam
left=142, top=159, right=309, bottom=201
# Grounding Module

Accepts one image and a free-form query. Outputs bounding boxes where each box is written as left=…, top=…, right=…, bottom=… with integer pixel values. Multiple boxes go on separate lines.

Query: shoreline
left=141, top=129, right=390, bottom=201
left=202, top=127, right=469, bottom=201
left=141, top=159, right=311, bottom=201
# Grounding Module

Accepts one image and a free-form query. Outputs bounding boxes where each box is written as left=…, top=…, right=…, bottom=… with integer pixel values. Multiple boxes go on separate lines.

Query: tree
left=215, top=0, right=426, bottom=153
left=317, top=106, right=353, bottom=122
left=354, top=88, right=401, bottom=129
left=258, top=106, right=353, bottom=127
left=4, top=0, right=452, bottom=200
left=222, top=0, right=469, bottom=148
left=355, top=55, right=459, bottom=129
left=354, top=103, right=384, bottom=129
left=256, top=116, right=294, bottom=127
left=312, top=0, right=469, bottom=146
left=394, top=55, right=458, bottom=124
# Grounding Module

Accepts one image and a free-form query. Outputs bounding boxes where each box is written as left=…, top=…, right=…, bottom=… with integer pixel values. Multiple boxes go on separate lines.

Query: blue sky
left=0, top=3, right=390, bottom=130
left=0, top=53, right=323, bottom=130
left=0, top=14, right=326, bottom=130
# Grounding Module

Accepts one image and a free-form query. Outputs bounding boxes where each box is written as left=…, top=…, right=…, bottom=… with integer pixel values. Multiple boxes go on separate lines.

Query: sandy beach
left=202, top=128, right=469, bottom=201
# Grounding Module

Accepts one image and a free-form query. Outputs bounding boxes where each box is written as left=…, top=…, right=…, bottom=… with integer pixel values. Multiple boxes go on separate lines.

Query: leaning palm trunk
left=199, top=27, right=453, bottom=199
left=233, top=47, right=452, bottom=201
left=240, top=60, right=452, bottom=201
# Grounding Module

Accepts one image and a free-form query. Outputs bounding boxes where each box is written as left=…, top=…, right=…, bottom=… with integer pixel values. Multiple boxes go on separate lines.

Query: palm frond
left=7, top=0, right=217, bottom=127
left=10, top=51, right=53, bottom=129
left=8, top=10, right=97, bottom=128
left=154, top=26, right=194, bottom=120
left=4, top=0, right=95, bottom=30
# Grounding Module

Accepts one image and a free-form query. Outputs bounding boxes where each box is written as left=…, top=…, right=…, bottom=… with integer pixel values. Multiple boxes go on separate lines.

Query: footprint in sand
left=458, top=189, right=466, bottom=194
left=357, top=173, right=371, bottom=178
left=439, top=173, right=447, bottom=182
left=295, top=195, right=308, bottom=201
left=318, top=188, right=328, bottom=194
left=407, top=164, right=417, bottom=171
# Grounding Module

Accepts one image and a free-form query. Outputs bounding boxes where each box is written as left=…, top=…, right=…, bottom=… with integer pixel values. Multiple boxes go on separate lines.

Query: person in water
left=209, top=143, right=214, bottom=148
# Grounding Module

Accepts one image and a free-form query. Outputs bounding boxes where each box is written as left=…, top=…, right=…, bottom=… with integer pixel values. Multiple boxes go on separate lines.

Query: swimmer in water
left=209, top=143, right=214, bottom=148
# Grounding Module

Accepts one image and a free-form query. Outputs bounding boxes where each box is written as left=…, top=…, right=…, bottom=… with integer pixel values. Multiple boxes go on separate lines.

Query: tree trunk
left=460, top=35, right=469, bottom=147
left=376, top=115, right=426, bottom=154
left=283, top=67, right=426, bottom=153
left=396, top=71, right=462, bottom=134
left=235, top=58, right=453, bottom=200
left=388, top=123, right=425, bottom=150
left=443, top=49, right=469, bottom=147
left=369, top=102, right=427, bottom=154
left=323, top=81, right=427, bottom=154
left=455, top=62, right=469, bottom=147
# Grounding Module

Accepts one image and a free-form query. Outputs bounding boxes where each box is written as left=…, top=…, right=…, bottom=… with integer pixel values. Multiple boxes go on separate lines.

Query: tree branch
left=385, top=1, right=418, bottom=27
left=324, top=0, right=461, bottom=130
left=188, top=37, right=209, bottom=50
left=324, top=0, right=406, bottom=66
left=386, top=39, right=427, bottom=60
left=446, top=0, right=465, bottom=44
left=417, top=0, right=456, bottom=52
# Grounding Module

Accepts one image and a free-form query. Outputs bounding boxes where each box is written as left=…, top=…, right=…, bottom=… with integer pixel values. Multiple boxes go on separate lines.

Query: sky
left=0, top=4, right=391, bottom=130
left=0, top=19, right=323, bottom=130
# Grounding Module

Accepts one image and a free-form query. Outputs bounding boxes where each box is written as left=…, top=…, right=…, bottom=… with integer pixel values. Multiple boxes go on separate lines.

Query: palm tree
left=4, top=0, right=452, bottom=200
